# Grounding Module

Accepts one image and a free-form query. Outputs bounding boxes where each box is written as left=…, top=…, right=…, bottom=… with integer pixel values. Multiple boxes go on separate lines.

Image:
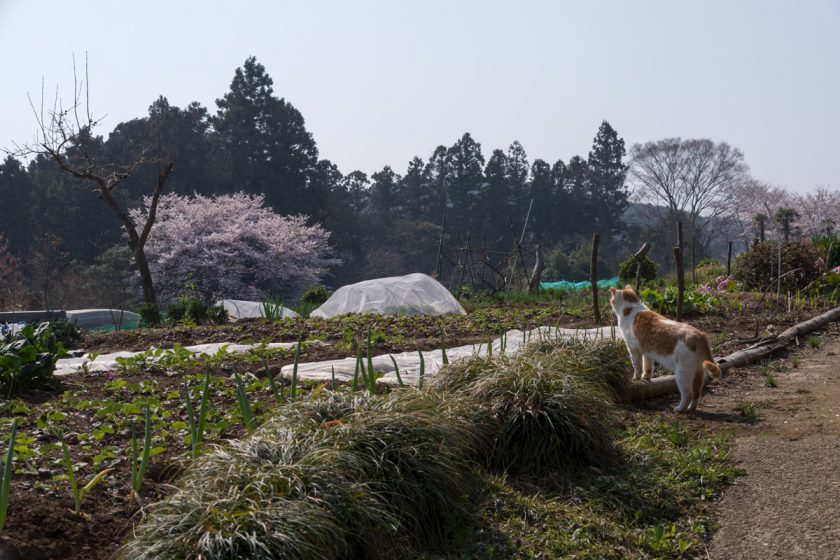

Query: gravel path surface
left=702, top=327, right=840, bottom=559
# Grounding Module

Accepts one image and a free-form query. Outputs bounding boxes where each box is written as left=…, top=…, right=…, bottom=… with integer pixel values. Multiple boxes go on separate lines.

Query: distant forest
left=0, top=57, right=710, bottom=309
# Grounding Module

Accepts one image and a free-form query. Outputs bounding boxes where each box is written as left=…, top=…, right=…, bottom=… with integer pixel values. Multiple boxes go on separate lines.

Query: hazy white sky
left=1, top=0, right=838, bottom=193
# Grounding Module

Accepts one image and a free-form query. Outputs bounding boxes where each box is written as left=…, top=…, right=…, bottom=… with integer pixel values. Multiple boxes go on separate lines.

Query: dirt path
left=695, top=325, right=840, bottom=559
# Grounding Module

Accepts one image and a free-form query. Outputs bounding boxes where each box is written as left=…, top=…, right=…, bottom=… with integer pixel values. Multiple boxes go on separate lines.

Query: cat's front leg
left=642, top=354, right=654, bottom=381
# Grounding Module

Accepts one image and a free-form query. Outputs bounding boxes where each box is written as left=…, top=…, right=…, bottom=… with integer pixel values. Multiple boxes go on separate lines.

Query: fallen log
left=623, top=305, right=840, bottom=402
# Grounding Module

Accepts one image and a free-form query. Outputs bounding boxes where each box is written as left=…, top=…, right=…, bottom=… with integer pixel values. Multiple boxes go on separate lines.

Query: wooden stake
left=691, top=236, right=696, bottom=285
left=591, top=234, right=601, bottom=324
left=727, top=240, right=733, bottom=276
left=674, top=246, right=685, bottom=322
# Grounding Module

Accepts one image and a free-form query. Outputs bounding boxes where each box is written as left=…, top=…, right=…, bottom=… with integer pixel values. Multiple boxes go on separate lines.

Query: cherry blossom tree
left=131, top=192, right=339, bottom=304
left=791, top=187, right=840, bottom=238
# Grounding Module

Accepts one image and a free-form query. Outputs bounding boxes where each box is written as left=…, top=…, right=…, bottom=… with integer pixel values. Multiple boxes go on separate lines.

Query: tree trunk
left=529, top=244, right=544, bottom=293
left=633, top=242, right=652, bottom=293
left=133, top=247, right=157, bottom=306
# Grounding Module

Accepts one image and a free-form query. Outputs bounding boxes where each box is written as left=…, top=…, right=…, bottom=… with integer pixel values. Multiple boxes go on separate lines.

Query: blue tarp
left=540, top=277, right=622, bottom=291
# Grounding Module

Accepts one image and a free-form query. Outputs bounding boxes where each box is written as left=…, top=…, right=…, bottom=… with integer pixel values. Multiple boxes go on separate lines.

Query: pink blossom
left=131, top=193, right=339, bottom=304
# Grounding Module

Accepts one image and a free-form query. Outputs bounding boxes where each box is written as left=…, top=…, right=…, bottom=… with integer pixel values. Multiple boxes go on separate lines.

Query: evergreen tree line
left=0, top=57, right=630, bottom=307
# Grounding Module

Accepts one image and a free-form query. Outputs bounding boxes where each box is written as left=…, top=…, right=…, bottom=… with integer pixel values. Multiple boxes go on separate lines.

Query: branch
left=138, top=162, right=174, bottom=249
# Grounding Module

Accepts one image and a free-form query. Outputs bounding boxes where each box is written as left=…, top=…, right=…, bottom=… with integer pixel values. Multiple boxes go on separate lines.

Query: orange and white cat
left=609, top=285, right=721, bottom=413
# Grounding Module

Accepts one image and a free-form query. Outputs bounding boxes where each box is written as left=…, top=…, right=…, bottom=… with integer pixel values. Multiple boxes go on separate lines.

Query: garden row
left=114, top=337, right=736, bottom=559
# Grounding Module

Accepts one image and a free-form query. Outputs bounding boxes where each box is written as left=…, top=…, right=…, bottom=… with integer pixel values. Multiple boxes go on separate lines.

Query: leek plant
left=0, top=420, right=17, bottom=534
left=418, top=350, right=425, bottom=389
left=388, top=355, right=405, bottom=388
left=184, top=369, right=211, bottom=459
left=131, top=406, right=152, bottom=493
left=233, top=370, right=256, bottom=434
left=365, top=328, right=377, bottom=395
left=290, top=339, right=301, bottom=401
left=352, top=348, right=361, bottom=392
left=260, top=357, right=284, bottom=402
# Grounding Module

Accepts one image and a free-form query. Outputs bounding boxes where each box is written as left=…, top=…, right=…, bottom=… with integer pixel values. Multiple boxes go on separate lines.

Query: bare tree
left=7, top=56, right=173, bottom=306
left=629, top=138, right=748, bottom=248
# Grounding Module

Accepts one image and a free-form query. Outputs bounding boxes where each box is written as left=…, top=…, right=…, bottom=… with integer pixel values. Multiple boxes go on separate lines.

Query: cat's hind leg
left=673, top=367, right=693, bottom=413
left=629, top=347, right=643, bottom=380
left=642, top=354, right=654, bottom=381
left=688, top=368, right=705, bottom=411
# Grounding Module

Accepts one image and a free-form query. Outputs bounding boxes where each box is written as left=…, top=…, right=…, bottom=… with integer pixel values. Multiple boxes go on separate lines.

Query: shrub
left=813, top=234, right=840, bottom=269
left=694, top=259, right=727, bottom=285
left=732, top=241, right=822, bottom=292
left=618, top=254, right=657, bottom=284
left=544, top=244, right=613, bottom=282
left=0, top=323, right=66, bottom=396
left=301, top=284, right=331, bottom=306
left=207, top=304, right=229, bottom=325
left=184, top=298, right=208, bottom=324
left=165, top=298, right=227, bottom=325
left=164, top=300, right=187, bottom=323
left=138, top=303, right=162, bottom=327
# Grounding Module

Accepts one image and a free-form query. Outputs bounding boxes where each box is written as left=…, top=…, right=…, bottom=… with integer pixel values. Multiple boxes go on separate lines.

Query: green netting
left=87, top=320, right=140, bottom=333
left=540, top=277, right=622, bottom=291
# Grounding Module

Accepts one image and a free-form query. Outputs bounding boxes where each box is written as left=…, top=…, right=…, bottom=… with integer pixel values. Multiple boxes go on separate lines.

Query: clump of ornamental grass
left=433, top=338, right=630, bottom=473
left=120, top=391, right=479, bottom=559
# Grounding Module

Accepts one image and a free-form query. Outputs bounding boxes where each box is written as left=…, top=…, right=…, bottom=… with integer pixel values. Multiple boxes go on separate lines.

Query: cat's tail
left=703, top=360, right=722, bottom=380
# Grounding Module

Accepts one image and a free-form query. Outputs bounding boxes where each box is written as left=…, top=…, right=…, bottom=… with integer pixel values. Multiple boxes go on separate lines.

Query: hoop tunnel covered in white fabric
left=310, top=273, right=466, bottom=318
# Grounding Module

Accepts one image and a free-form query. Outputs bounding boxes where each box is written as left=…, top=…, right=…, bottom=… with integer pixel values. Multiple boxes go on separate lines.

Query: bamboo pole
left=434, top=210, right=447, bottom=280
left=623, top=305, right=840, bottom=402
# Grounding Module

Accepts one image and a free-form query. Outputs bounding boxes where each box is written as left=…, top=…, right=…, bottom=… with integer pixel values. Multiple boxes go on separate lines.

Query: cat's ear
left=609, top=287, right=617, bottom=295
left=624, top=285, right=635, bottom=292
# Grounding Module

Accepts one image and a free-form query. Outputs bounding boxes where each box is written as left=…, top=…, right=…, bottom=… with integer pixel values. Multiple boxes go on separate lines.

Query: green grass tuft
left=433, top=338, right=630, bottom=473
left=120, top=391, right=479, bottom=559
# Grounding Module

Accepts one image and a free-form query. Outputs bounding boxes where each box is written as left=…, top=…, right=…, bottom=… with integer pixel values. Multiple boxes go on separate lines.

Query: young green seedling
left=388, top=355, right=405, bottom=388
left=440, top=329, right=449, bottom=365
left=290, top=339, right=302, bottom=401
left=0, top=419, right=17, bottom=534
left=261, top=357, right=283, bottom=403
left=184, top=369, right=211, bottom=459
left=352, top=347, right=363, bottom=392
left=60, top=430, right=113, bottom=515
left=130, top=406, right=152, bottom=494
left=233, top=370, right=256, bottom=433
left=366, top=327, right=376, bottom=395
left=418, top=350, right=425, bottom=390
